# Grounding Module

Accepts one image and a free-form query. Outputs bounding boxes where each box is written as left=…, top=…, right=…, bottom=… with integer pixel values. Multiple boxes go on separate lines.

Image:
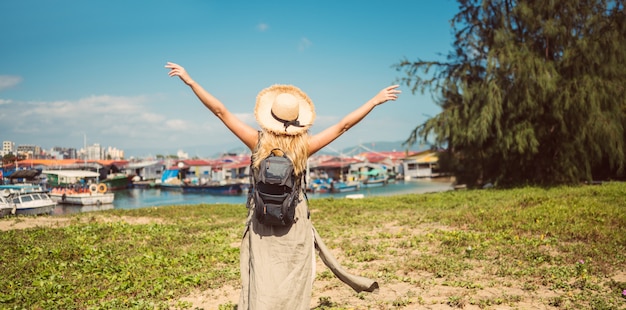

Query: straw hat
left=255, top=84, right=315, bottom=135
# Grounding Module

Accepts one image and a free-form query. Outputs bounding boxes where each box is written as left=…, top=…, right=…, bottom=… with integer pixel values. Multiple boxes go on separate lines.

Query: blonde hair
left=252, top=131, right=309, bottom=175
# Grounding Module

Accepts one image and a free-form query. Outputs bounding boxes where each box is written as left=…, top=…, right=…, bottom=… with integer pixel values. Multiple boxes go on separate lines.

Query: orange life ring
left=97, top=183, right=108, bottom=193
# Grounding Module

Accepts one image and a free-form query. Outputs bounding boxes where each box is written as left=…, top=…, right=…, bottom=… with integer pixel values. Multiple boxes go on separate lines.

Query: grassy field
left=1, top=182, right=625, bottom=309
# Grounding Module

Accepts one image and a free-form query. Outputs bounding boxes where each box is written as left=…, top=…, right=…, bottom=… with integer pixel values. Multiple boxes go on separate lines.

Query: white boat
left=0, top=195, right=14, bottom=217
left=361, top=176, right=388, bottom=188
left=43, top=170, right=115, bottom=206
left=330, top=181, right=361, bottom=193
left=0, top=185, right=57, bottom=216
left=48, top=190, right=114, bottom=206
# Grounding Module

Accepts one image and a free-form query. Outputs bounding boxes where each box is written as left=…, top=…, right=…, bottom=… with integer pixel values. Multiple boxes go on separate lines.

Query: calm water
left=51, top=180, right=453, bottom=216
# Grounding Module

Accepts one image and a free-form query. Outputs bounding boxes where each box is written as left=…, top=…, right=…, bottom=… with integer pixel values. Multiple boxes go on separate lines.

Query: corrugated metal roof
left=42, top=170, right=100, bottom=178
left=8, top=169, right=41, bottom=179
left=415, top=153, right=439, bottom=164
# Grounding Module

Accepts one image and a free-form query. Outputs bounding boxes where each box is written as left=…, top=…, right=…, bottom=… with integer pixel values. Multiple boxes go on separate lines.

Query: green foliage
left=2, top=153, right=18, bottom=165
left=396, top=0, right=626, bottom=186
left=0, top=204, right=245, bottom=309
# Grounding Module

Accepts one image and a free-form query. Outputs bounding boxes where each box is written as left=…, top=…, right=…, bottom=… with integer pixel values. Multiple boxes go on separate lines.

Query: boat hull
left=361, top=178, right=388, bottom=188
left=0, top=196, right=12, bottom=217
left=100, top=175, right=132, bottom=191
left=160, top=183, right=183, bottom=191
left=0, top=207, right=14, bottom=217
left=131, top=180, right=160, bottom=189
left=181, top=184, right=244, bottom=196
left=15, top=204, right=56, bottom=216
left=331, top=182, right=361, bottom=193
left=49, top=193, right=115, bottom=206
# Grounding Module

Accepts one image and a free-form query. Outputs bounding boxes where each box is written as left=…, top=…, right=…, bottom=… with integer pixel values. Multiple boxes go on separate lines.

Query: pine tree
left=397, top=0, right=626, bottom=186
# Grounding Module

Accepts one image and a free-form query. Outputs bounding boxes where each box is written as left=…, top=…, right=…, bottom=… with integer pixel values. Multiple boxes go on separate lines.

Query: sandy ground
left=5, top=216, right=625, bottom=309
left=0, top=214, right=160, bottom=231
left=0, top=216, right=72, bottom=231
left=4, top=183, right=624, bottom=310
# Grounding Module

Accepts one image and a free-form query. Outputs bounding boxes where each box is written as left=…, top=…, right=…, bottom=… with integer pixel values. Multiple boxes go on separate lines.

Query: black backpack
left=250, top=148, right=303, bottom=226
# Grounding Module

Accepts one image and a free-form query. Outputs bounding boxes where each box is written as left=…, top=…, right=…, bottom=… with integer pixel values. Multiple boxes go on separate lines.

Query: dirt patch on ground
left=6, top=216, right=621, bottom=309
left=168, top=222, right=521, bottom=310
left=0, top=216, right=72, bottom=231
left=0, top=215, right=162, bottom=231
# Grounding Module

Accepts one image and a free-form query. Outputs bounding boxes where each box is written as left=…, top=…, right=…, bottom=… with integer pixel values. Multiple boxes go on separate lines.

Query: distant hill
left=127, top=140, right=433, bottom=159
left=331, top=141, right=431, bottom=155
left=215, top=140, right=432, bottom=158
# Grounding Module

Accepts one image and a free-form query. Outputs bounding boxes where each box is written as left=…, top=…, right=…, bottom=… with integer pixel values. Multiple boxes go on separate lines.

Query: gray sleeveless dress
left=238, top=190, right=379, bottom=309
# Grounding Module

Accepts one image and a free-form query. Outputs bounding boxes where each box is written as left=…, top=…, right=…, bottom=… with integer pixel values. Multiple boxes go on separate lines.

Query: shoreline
left=375, top=179, right=454, bottom=196
left=1, top=179, right=457, bottom=222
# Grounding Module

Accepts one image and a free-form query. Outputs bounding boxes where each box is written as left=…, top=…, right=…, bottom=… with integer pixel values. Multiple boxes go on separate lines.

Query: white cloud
left=0, top=93, right=258, bottom=156
left=0, top=98, right=13, bottom=105
left=21, top=95, right=148, bottom=119
left=298, top=37, right=312, bottom=51
left=165, top=119, right=190, bottom=131
left=0, top=75, right=22, bottom=91
left=139, top=112, right=166, bottom=123
left=0, top=94, right=188, bottom=149
left=257, top=23, right=269, bottom=32
left=234, top=112, right=256, bottom=125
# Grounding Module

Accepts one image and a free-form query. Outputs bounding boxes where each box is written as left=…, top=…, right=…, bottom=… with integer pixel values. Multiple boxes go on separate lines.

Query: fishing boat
left=180, top=183, right=244, bottom=196
left=159, top=182, right=184, bottom=191
left=48, top=185, right=114, bottom=206
left=308, top=178, right=331, bottom=193
left=330, top=181, right=361, bottom=193
left=0, top=185, right=56, bottom=216
left=158, top=168, right=184, bottom=191
left=43, top=170, right=115, bottom=206
left=361, top=176, right=388, bottom=188
left=99, top=173, right=132, bottom=191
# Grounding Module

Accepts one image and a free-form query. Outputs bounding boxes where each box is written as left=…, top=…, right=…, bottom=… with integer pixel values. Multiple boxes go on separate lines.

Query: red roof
left=314, top=157, right=361, bottom=169
left=180, top=159, right=213, bottom=166
left=93, top=160, right=129, bottom=167
left=8, top=159, right=129, bottom=169
left=357, top=151, right=417, bottom=162
left=223, top=157, right=251, bottom=169
left=173, top=155, right=252, bottom=170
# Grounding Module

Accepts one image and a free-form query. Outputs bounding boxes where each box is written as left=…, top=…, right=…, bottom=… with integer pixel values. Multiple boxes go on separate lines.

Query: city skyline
left=2, top=139, right=126, bottom=161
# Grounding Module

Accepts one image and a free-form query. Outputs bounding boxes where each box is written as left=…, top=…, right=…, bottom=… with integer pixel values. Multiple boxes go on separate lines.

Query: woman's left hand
left=165, top=62, right=195, bottom=86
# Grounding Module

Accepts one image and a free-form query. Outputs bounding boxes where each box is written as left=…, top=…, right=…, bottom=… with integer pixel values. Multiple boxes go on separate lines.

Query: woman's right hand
left=165, top=62, right=195, bottom=85
left=371, top=85, right=401, bottom=106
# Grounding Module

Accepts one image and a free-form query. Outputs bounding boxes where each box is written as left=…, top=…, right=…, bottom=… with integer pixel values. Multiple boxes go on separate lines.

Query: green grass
left=1, top=182, right=626, bottom=309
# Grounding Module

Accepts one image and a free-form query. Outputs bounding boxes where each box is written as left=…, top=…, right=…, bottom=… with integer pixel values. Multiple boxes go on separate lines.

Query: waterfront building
left=402, top=151, right=441, bottom=179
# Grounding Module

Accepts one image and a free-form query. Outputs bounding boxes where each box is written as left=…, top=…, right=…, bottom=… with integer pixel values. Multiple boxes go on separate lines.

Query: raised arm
left=308, top=85, right=401, bottom=155
left=165, top=62, right=258, bottom=150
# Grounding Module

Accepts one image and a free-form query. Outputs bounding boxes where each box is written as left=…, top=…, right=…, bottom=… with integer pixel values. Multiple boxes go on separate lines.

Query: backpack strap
left=269, top=148, right=286, bottom=157
left=247, top=131, right=263, bottom=209
left=302, top=170, right=310, bottom=219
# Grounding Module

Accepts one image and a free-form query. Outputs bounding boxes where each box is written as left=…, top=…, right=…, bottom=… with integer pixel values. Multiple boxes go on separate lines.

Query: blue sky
left=0, top=0, right=458, bottom=158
